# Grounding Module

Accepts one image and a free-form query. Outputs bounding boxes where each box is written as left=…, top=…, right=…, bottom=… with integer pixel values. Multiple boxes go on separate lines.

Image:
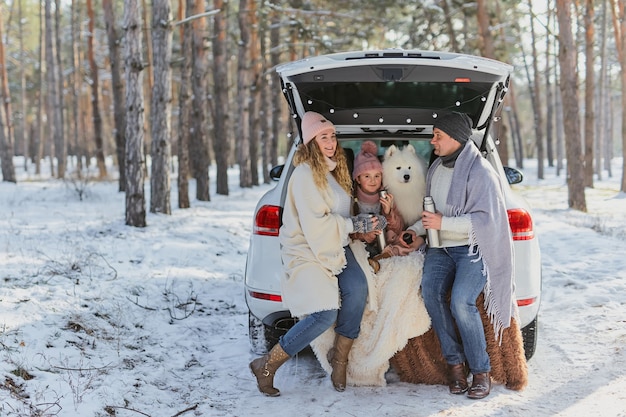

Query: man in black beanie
left=402, top=111, right=516, bottom=400
left=431, top=112, right=472, bottom=167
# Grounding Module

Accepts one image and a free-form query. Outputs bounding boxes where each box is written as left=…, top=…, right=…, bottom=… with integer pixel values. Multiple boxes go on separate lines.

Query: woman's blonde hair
left=293, top=139, right=352, bottom=195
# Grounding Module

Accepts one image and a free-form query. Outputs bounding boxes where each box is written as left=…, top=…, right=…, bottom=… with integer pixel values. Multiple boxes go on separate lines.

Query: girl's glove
left=351, top=214, right=387, bottom=233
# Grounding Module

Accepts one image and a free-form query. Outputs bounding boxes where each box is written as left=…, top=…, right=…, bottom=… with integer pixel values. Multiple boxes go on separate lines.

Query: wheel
left=248, top=312, right=268, bottom=355
left=521, top=316, right=538, bottom=360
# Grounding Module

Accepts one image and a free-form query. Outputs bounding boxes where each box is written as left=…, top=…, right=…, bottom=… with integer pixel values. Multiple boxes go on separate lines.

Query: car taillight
left=507, top=208, right=534, bottom=241
left=517, top=297, right=536, bottom=307
left=249, top=291, right=283, bottom=302
left=254, top=205, right=281, bottom=236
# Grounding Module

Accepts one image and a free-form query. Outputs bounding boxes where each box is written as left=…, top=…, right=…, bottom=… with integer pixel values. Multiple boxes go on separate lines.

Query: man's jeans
left=279, top=246, right=368, bottom=357
left=421, top=246, right=491, bottom=374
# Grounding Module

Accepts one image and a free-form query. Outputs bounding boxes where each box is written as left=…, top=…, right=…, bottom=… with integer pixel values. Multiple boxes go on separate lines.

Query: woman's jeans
left=279, top=246, right=368, bottom=357
left=421, top=246, right=491, bottom=374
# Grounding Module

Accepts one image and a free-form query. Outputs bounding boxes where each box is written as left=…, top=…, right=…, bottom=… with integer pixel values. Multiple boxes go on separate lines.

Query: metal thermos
left=423, top=196, right=441, bottom=248
left=376, top=190, right=387, bottom=251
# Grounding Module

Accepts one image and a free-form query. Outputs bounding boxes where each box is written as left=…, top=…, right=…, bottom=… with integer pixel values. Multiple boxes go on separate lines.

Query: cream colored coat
left=279, top=163, right=377, bottom=318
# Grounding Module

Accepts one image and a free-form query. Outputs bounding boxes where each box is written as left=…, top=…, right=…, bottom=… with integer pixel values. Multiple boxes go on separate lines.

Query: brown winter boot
left=467, top=372, right=491, bottom=399
left=327, top=334, right=354, bottom=392
left=371, top=251, right=392, bottom=263
left=249, top=344, right=290, bottom=397
left=447, top=363, right=469, bottom=394
left=368, top=258, right=381, bottom=273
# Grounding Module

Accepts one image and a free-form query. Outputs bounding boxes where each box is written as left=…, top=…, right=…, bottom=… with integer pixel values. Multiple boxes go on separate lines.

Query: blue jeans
left=279, top=246, right=368, bottom=357
left=421, top=246, right=490, bottom=374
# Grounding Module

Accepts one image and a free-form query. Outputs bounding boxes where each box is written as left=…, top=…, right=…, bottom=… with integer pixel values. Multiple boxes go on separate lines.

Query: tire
left=521, top=316, right=538, bottom=361
left=248, top=312, right=268, bottom=355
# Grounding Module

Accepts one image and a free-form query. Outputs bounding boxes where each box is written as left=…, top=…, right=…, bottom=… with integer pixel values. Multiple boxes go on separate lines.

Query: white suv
left=245, top=50, right=541, bottom=360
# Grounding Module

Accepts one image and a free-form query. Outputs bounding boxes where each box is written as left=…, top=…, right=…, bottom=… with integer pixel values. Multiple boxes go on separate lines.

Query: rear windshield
left=300, top=81, right=493, bottom=124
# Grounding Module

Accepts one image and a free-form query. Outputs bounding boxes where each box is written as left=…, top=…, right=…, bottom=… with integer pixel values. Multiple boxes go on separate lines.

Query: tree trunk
left=18, top=0, right=28, bottom=172
left=141, top=0, right=153, bottom=155
left=149, top=0, right=172, bottom=215
left=70, top=0, right=84, bottom=176
left=476, top=0, right=495, bottom=58
left=528, top=0, right=544, bottom=179
left=556, top=0, right=587, bottom=211
left=0, top=4, right=16, bottom=182
left=237, top=0, right=252, bottom=188
left=259, top=0, right=270, bottom=183
left=124, top=0, right=147, bottom=227
left=103, top=0, right=128, bottom=191
left=176, top=0, right=191, bottom=209
left=248, top=0, right=260, bottom=186
left=596, top=0, right=608, bottom=181
left=213, top=0, right=230, bottom=195
left=35, top=2, right=45, bottom=175
left=545, top=0, right=555, bottom=167
left=612, top=0, right=626, bottom=191
left=45, top=0, right=58, bottom=177
left=583, top=0, right=595, bottom=187
left=190, top=0, right=210, bottom=201
left=54, top=0, right=66, bottom=177
left=270, top=1, right=282, bottom=167
left=87, top=0, right=106, bottom=178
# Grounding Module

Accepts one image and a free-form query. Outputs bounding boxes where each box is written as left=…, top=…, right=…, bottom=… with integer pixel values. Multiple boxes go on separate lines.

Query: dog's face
left=383, top=145, right=419, bottom=185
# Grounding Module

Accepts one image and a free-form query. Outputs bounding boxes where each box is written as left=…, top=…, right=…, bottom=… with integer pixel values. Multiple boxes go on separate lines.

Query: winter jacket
left=280, top=163, right=375, bottom=317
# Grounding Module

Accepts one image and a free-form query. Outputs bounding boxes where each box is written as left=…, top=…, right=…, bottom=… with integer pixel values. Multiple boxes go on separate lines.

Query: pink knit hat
left=352, top=141, right=382, bottom=180
left=301, top=111, right=336, bottom=144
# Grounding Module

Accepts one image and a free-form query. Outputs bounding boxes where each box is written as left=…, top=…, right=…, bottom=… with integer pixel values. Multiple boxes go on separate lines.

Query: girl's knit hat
left=301, top=111, right=336, bottom=144
left=352, top=141, right=382, bottom=180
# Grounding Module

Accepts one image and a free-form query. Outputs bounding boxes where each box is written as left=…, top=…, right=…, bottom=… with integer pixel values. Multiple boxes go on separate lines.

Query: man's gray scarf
left=427, top=142, right=516, bottom=340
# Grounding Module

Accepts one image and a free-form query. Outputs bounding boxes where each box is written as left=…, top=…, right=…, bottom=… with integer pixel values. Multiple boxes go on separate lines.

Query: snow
left=1, top=157, right=626, bottom=417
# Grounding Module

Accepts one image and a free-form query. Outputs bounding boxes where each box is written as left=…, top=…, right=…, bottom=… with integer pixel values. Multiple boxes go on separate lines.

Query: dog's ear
left=404, top=144, right=416, bottom=154
left=384, top=145, right=397, bottom=158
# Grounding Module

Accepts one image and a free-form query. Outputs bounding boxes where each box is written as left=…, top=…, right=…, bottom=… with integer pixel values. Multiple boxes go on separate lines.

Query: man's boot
left=249, top=344, right=290, bottom=396
left=327, top=334, right=354, bottom=392
left=447, top=363, right=469, bottom=394
left=467, top=372, right=491, bottom=399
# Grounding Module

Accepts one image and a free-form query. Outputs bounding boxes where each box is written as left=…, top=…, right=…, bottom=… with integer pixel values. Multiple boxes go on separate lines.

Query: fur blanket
left=310, top=251, right=529, bottom=390
left=391, top=293, right=528, bottom=391
left=310, top=252, right=430, bottom=386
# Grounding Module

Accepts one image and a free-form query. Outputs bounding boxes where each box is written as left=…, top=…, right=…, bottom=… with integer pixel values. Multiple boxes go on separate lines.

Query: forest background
left=0, top=0, right=625, bottom=224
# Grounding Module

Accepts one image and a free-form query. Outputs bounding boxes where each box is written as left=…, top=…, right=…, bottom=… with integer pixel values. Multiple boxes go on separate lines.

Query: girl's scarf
left=356, top=185, right=380, bottom=205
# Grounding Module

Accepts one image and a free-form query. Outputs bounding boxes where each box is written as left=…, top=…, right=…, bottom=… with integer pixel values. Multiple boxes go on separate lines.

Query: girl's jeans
left=279, top=246, right=368, bottom=357
left=421, top=246, right=491, bottom=374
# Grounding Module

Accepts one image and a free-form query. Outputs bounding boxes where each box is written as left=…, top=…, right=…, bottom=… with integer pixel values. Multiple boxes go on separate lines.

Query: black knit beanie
left=433, top=112, right=472, bottom=144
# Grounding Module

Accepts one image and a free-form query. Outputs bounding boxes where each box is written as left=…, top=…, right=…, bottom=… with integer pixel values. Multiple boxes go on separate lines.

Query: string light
left=378, top=117, right=384, bottom=123
left=406, top=118, right=412, bottom=123
left=353, top=113, right=359, bottom=118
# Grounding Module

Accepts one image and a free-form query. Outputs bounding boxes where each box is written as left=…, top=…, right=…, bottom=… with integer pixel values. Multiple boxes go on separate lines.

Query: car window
left=340, top=139, right=433, bottom=167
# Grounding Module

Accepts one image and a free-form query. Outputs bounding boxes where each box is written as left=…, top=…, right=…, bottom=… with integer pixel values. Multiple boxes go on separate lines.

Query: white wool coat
left=279, top=163, right=377, bottom=318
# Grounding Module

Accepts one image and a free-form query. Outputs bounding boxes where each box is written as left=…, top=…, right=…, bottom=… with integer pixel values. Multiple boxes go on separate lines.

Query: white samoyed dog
left=382, top=144, right=427, bottom=228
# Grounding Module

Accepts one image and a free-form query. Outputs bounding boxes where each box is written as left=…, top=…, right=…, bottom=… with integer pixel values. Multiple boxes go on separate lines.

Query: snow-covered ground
left=1, top=157, right=625, bottom=417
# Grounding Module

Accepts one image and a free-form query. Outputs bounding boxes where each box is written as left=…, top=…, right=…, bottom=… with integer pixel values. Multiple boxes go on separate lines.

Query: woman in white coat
left=249, top=111, right=386, bottom=396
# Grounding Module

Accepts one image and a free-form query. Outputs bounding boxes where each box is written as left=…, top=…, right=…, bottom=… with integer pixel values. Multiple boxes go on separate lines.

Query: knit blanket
left=309, top=252, right=431, bottom=386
